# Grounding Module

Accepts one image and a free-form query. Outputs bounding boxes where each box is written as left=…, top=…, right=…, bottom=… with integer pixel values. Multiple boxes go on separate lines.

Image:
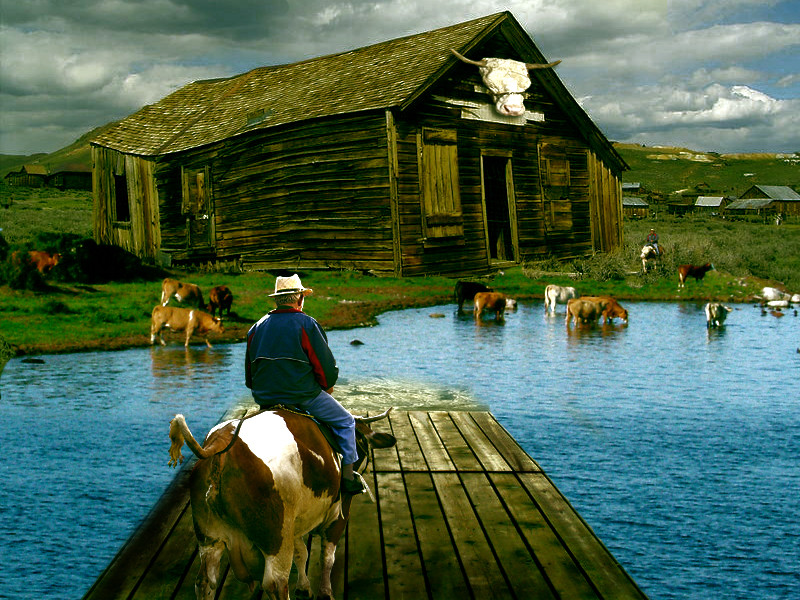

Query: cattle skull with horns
left=451, top=49, right=561, bottom=117
left=168, top=406, right=396, bottom=600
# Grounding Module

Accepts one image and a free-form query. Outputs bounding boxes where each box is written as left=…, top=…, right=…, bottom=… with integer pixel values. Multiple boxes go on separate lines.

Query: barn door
left=181, top=166, right=215, bottom=250
left=481, top=154, right=517, bottom=261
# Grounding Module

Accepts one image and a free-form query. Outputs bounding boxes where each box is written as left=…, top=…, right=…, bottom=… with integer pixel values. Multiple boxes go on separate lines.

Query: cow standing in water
left=168, top=407, right=396, bottom=600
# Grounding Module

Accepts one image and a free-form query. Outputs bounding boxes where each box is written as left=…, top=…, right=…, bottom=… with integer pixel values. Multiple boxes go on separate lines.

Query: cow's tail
left=168, top=411, right=247, bottom=467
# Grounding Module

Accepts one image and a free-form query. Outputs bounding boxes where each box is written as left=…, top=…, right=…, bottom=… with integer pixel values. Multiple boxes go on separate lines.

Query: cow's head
left=352, top=407, right=397, bottom=470
left=451, top=49, right=561, bottom=117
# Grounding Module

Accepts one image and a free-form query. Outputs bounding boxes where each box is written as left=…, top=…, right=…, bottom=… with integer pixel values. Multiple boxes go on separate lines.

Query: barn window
left=418, top=128, right=464, bottom=241
left=181, top=166, right=211, bottom=217
left=113, top=174, right=130, bottom=222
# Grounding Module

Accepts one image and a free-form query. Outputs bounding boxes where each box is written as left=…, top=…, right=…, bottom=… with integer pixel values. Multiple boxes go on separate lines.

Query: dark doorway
left=482, top=156, right=514, bottom=261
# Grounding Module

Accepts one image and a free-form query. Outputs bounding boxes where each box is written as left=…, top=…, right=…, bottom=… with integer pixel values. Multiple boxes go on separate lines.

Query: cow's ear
left=370, top=432, right=397, bottom=449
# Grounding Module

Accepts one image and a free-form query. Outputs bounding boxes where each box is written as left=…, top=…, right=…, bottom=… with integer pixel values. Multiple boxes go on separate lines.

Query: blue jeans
left=295, top=390, right=359, bottom=465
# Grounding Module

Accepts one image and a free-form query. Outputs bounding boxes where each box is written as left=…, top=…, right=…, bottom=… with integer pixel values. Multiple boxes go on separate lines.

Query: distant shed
left=48, top=164, right=92, bottom=191
left=90, top=12, right=627, bottom=276
left=622, top=196, right=648, bottom=218
left=4, top=164, right=48, bottom=188
left=724, top=198, right=775, bottom=216
left=694, top=196, right=727, bottom=213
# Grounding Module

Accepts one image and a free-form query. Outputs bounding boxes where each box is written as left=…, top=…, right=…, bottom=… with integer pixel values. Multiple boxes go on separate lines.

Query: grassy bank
left=2, top=185, right=798, bottom=356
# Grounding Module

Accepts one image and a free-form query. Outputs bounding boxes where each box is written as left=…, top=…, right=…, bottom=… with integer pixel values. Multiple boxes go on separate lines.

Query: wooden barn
left=622, top=196, right=649, bottom=218
left=91, top=12, right=627, bottom=276
left=48, top=164, right=92, bottom=191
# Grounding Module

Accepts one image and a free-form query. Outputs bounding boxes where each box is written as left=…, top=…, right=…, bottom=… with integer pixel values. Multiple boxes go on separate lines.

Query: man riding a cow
left=245, top=274, right=367, bottom=495
left=645, top=228, right=661, bottom=255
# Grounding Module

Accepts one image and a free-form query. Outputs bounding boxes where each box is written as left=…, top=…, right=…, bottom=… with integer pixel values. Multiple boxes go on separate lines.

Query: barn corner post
left=385, top=110, right=404, bottom=277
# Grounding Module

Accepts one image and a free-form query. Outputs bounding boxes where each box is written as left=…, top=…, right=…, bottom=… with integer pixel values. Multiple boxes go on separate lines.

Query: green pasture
left=1, top=181, right=799, bottom=356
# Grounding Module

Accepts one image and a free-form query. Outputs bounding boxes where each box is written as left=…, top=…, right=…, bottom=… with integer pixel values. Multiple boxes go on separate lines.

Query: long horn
left=356, top=407, right=394, bottom=423
left=451, top=49, right=487, bottom=67
left=526, top=59, right=562, bottom=70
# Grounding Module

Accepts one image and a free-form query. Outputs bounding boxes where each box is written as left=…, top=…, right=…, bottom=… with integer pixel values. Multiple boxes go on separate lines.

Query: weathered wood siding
left=92, top=146, right=161, bottom=260
left=390, top=37, right=623, bottom=276
left=148, top=113, right=396, bottom=273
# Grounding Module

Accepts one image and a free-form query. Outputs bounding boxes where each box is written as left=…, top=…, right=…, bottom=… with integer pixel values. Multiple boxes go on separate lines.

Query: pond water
left=1, top=301, right=798, bottom=600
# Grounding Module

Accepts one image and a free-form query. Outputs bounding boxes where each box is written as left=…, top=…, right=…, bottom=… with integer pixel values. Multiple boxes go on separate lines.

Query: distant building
left=48, top=164, right=92, bottom=191
left=4, top=164, right=48, bottom=188
left=622, top=182, right=641, bottom=194
left=724, top=198, right=775, bottom=216
left=694, top=196, right=728, bottom=213
left=622, top=196, right=649, bottom=218
left=739, top=185, right=800, bottom=217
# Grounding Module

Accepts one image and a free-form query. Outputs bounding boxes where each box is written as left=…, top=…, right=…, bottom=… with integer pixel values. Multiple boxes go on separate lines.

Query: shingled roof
left=92, top=14, right=504, bottom=155
left=92, top=11, right=624, bottom=172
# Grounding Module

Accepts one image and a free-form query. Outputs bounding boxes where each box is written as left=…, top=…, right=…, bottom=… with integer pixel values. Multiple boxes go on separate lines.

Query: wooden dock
left=83, top=411, right=648, bottom=599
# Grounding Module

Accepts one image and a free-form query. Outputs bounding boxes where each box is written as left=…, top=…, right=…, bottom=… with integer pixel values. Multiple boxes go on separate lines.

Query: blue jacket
left=245, top=308, right=339, bottom=406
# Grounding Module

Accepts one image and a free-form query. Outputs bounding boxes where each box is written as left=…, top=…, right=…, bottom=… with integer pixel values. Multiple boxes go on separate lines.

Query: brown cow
left=168, top=407, right=397, bottom=600
left=474, top=291, right=507, bottom=321
left=150, top=305, right=223, bottom=348
left=12, top=250, right=61, bottom=273
left=678, top=263, right=714, bottom=289
left=565, top=298, right=601, bottom=327
left=206, top=285, right=233, bottom=317
left=160, top=277, right=204, bottom=308
left=580, top=296, right=629, bottom=324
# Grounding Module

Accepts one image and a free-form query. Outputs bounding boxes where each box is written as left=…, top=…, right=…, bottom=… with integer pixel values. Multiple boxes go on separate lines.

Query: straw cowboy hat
left=269, top=274, right=313, bottom=297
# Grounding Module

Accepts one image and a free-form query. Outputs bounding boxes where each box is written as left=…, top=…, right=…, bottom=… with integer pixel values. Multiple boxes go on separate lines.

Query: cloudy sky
left=1, top=0, right=798, bottom=156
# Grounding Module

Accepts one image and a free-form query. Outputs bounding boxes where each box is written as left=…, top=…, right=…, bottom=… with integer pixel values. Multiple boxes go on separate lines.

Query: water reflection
left=149, top=345, right=228, bottom=379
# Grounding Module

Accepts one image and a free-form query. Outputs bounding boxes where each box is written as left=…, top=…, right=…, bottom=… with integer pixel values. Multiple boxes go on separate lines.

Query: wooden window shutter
left=181, top=166, right=210, bottom=216
left=419, top=128, right=463, bottom=239
left=539, top=143, right=573, bottom=231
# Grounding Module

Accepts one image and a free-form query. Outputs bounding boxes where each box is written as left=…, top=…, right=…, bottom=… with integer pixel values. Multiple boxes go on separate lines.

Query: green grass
left=0, top=183, right=92, bottom=244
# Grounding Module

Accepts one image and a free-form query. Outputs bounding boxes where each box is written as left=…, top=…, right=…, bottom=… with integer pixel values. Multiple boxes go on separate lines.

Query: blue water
left=1, top=301, right=798, bottom=599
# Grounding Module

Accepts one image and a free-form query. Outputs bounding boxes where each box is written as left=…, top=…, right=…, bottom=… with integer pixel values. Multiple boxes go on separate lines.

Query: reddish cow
left=150, top=305, right=223, bottom=348
left=580, top=296, right=629, bottom=324
left=168, top=407, right=397, bottom=600
left=565, top=298, right=601, bottom=328
left=455, top=280, right=493, bottom=313
left=12, top=250, right=61, bottom=273
left=161, top=277, right=205, bottom=308
left=678, top=263, right=714, bottom=289
left=207, top=285, right=233, bottom=317
left=474, top=291, right=507, bottom=321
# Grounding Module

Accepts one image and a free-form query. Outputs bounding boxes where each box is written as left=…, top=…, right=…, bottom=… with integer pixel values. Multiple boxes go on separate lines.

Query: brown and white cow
left=168, top=407, right=397, bottom=600
left=544, top=284, right=578, bottom=314
left=206, top=285, right=233, bottom=318
left=161, top=277, right=205, bottom=308
left=705, top=302, right=732, bottom=328
left=150, top=305, right=223, bottom=348
left=474, top=291, right=507, bottom=321
left=580, top=296, right=629, bottom=324
left=451, top=49, right=561, bottom=117
left=565, top=298, right=601, bottom=327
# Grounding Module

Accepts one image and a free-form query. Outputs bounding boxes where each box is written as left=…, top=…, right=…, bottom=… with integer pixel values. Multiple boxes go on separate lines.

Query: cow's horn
left=526, top=59, right=562, bottom=70
left=356, top=407, right=394, bottom=423
left=451, top=49, right=487, bottom=67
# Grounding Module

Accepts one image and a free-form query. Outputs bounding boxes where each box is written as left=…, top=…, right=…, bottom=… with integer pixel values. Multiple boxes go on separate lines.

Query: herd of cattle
left=150, top=278, right=232, bottom=348
left=459, top=277, right=799, bottom=330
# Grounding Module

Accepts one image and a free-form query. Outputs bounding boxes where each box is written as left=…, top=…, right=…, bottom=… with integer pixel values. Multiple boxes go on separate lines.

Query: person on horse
left=245, top=274, right=366, bottom=495
left=645, top=228, right=660, bottom=255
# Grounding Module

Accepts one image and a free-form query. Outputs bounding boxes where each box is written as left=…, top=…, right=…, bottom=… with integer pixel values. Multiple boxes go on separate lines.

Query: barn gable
left=91, top=11, right=626, bottom=276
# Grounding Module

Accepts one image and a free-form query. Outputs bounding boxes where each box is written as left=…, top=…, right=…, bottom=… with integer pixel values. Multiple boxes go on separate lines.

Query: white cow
left=705, top=302, right=732, bottom=328
left=451, top=49, right=560, bottom=117
left=544, top=284, right=578, bottom=314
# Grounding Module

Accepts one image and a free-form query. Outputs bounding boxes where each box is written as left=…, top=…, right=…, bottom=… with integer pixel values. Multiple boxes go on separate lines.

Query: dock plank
left=82, top=411, right=648, bottom=600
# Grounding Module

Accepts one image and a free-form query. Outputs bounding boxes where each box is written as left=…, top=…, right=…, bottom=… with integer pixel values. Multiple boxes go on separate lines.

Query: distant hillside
left=0, top=122, right=117, bottom=177
left=615, top=143, right=800, bottom=199
left=2, top=131, right=798, bottom=198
